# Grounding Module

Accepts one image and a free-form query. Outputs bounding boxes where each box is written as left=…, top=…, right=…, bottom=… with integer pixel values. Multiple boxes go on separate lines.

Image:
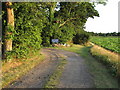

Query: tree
left=53, top=2, right=99, bottom=44
left=41, top=2, right=57, bottom=46
left=2, top=2, right=14, bottom=59
left=40, top=2, right=107, bottom=45
left=2, top=1, right=108, bottom=59
left=73, top=31, right=90, bottom=44
left=5, top=2, right=14, bottom=51
left=2, top=2, right=47, bottom=58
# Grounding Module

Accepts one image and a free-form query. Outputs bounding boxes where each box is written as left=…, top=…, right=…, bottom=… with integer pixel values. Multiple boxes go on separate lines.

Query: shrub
left=73, top=32, right=90, bottom=45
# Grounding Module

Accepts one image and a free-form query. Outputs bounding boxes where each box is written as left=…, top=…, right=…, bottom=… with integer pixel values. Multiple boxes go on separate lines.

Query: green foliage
left=5, top=51, right=13, bottom=60
left=5, top=25, right=15, bottom=40
left=54, top=2, right=98, bottom=44
left=73, top=31, right=90, bottom=44
left=59, top=27, right=75, bottom=43
left=88, top=32, right=120, bottom=36
left=2, top=2, right=47, bottom=58
left=12, top=2, right=47, bottom=58
left=90, top=36, right=120, bottom=53
left=2, top=2, right=101, bottom=58
left=51, top=23, right=75, bottom=44
left=55, top=2, right=99, bottom=26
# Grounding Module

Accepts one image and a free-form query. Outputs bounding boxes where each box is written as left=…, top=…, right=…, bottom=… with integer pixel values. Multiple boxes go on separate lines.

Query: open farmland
left=90, top=36, right=120, bottom=54
left=2, top=2, right=119, bottom=88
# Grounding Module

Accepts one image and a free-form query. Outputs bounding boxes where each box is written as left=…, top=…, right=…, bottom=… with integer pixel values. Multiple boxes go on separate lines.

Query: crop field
left=90, top=36, right=120, bottom=53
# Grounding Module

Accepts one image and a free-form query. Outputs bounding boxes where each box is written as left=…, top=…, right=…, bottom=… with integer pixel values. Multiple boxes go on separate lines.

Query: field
left=90, top=36, right=120, bottom=54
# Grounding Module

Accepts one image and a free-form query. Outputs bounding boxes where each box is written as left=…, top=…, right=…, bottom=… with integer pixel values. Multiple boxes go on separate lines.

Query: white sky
left=85, top=0, right=119, bottom=33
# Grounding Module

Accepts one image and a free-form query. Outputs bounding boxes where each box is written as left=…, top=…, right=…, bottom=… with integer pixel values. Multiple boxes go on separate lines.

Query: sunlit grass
left=90, top=44, right=120, bottom=77
left=52, top=45, right=119, bottom=88
left=2, top=51, right=45, bottom=88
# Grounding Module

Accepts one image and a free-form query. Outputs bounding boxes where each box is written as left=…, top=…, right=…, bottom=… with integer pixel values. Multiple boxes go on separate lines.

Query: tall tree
left=41, top=2, right=57, bottom=46
left=2, top=2, right=14, bottom=59
left=2, top=2, right=47, bottom=58
left=52, top=2, right=99, bottom=43
left=5, top=2, right=14, bottom=51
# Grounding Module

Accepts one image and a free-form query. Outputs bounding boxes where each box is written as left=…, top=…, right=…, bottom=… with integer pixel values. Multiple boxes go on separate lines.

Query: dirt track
left=7, top=48, right=95, bottom=88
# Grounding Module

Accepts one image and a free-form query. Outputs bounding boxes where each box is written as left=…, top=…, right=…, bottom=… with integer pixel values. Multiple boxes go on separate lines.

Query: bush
left=2, top=3, right=44, bottom=58
left=73, top=32, right=90, bottom=44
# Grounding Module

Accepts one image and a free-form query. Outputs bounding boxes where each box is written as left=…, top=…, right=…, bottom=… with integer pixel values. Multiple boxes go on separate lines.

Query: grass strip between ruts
left=44, top=58, right=67, bottom=88
left=50, top=45, right=119, bottom=88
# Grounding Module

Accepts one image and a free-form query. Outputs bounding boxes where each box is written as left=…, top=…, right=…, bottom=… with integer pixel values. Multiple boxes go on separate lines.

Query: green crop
left=90, top=36, right=120, bottom=53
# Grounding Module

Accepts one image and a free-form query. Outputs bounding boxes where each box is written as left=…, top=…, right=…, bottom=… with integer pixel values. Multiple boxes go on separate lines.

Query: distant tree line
left=88, top=32, right=120, bottom=36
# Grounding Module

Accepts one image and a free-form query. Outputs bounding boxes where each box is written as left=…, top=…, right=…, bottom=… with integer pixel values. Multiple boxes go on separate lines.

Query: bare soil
left=7, top=48, right=95, bottom=88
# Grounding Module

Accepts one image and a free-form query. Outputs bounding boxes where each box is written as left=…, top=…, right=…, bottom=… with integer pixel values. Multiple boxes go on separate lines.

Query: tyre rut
left=6, top=48, right=94, bottom=88
left=7, top=48, right=61, bottom=88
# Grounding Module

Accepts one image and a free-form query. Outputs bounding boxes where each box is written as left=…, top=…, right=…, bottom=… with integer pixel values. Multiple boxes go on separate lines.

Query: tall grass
left=90, top=44, right=120, bottom=77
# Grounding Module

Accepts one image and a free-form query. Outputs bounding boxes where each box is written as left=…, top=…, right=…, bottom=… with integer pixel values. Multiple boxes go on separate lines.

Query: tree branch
left=59, top=17, right=77, bottom=28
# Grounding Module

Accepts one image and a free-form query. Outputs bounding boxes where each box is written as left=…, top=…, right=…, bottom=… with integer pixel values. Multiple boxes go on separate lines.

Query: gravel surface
left=7, top=48, right=95, bottom=88
left=7, top=48, right=61, bottom=88
left=55, top=49, right=95, bottom=88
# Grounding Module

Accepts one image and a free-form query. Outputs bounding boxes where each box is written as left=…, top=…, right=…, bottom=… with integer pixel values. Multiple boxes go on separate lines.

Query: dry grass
left=54, top=45, right=119, bottom=88
left=2, top=51, right=41, bottom=73
left=91, top=44, right=119, bottom=63
left=2, top=51, right=45, bottom=88
left=2, top=60, right=22, bottom=73
left=90, top=43, right=120, bottom=77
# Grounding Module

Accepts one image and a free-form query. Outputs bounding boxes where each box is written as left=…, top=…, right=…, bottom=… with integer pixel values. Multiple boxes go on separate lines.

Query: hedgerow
left=2, top=2, right=100, bottom=58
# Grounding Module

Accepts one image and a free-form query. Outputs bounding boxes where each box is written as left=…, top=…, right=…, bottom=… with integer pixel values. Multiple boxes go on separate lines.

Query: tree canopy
left=2, top=2, right=104, bottom=58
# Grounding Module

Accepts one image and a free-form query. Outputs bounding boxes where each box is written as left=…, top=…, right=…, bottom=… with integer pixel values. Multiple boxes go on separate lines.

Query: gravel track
left=7, top=48, right=94, bottom=88
left=7, top=48, right=61, bottom=88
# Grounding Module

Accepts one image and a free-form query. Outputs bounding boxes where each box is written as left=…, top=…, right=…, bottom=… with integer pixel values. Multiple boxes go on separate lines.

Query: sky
left=85, top=0, right=119, bottom=33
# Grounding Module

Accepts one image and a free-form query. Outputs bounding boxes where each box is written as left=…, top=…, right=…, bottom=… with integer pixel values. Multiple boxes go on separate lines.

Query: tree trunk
left=5, top=2, right=14, bottom=51
left=49, top=3, right=56, bottom=44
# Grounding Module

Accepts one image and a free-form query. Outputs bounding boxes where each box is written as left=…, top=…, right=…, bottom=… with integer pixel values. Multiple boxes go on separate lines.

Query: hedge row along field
left=90, top=36, right=120, bottom=54
left=2, top=2, right=100, bottom=58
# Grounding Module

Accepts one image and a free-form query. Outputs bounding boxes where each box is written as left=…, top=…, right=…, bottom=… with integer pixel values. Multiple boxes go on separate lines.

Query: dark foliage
left=73, top=32, right=90, bottom=44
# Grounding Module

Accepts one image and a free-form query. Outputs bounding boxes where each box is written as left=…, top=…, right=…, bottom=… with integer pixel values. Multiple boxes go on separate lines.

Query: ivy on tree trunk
left=5, top=2, right=14, bottom=52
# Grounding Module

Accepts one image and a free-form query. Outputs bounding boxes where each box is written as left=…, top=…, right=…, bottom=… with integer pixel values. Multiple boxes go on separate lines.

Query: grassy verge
left=90, top=44, right=120, bottom=77
left=51, top=45, right=119, bottom=88
left=44, top=58, right=67, bottom=88
left=2, top=50, right=45, bottom=88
